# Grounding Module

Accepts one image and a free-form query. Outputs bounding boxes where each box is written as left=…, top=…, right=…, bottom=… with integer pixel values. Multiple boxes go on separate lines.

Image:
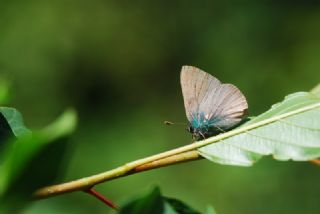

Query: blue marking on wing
left=190, top=112, right=234, bottom=138
left=190, top=113, right=205, bottom=129
left=190, top=113, right=223, bottom=130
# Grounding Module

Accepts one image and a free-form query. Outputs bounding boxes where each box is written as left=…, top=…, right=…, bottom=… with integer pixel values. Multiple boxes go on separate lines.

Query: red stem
left=84, top=188, right=119, bottom=210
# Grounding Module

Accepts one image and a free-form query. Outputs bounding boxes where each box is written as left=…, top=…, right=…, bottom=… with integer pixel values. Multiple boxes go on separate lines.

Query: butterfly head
left=186, top=125, right=204, bottom=140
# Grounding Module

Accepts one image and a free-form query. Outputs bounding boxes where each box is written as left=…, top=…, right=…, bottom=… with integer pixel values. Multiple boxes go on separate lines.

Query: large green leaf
left=0, top=107, right=30, bottom=162
left=0, top=109, right=77, bottom=212
left=198, top=92, right=320, bottom=166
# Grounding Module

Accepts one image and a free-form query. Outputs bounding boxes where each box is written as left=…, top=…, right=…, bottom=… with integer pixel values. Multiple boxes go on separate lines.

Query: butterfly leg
left=199, top=131, right=206, bottom=139
left=215, top=126, right=226, bottom=133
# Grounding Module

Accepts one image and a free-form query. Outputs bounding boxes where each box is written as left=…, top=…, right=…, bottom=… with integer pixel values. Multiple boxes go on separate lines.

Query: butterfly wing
left=180, top=65, right=248, bottom=131
left=180, top=66, right=221, bottom=122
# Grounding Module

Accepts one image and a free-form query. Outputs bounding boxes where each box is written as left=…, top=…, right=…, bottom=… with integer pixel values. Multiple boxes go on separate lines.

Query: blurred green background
left=1, top=1, right=320, bottom=213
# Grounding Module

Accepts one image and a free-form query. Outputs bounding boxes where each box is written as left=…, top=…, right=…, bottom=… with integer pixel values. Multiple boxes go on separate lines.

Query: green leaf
left=0, top=109, right=77, bottom=212
left=164, top=202, right=179, bottom=214
left=0, top=107, right=31, bottom=138
left=0, top=107, right=30, bottom=162
left=120, top=187, right=207, bottom=214
left=198, top=92, right=320, bottom=166
left=164, top=197, right=201, bottom=214
left=0, top=113, right=15, bottom=152
left=120, top=187, right=164, bottom=214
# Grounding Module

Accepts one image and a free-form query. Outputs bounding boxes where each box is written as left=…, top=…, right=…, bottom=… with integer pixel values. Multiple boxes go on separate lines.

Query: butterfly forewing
left=180, top=66, right=220, bottom=122
left=180, top=66, right=248, bottom=133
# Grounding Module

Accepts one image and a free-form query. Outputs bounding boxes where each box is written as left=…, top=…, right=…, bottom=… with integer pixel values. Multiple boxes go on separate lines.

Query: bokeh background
left=1, top=1, right=320, bottom=213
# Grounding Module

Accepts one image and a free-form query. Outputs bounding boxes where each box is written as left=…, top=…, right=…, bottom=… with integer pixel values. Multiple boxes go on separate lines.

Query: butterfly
left=180, top=66, right=248, bottom=140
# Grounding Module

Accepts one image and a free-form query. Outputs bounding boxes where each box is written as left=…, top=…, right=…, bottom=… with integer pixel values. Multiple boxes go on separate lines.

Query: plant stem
left=33, top=150, right=201, bottom=199
left=131, top=150, right=202, bottom=173
left=33, top=102, right=320, bottom=199
left=84, top=188, right=119, bottom=210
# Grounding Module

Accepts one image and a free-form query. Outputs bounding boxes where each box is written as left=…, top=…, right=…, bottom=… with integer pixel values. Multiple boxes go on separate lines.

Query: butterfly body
left=180, top=66, right=248, bottom=140
left=187, top=113, right=222, bottom=139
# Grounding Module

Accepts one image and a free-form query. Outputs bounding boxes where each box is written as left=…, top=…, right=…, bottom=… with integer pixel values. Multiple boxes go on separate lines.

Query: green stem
left=33, top=150, right=201, bottom=199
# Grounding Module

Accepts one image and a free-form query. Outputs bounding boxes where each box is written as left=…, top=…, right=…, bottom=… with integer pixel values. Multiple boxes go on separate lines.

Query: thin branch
left=132, top=150, right=202, bottom=173
left=33, top=150, right=201, bottom=199
left=84, top=188, right=119, bottom=210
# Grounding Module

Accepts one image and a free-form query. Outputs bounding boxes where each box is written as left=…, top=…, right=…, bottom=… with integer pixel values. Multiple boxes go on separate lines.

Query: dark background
left=1, top=1, right=320, bottom=213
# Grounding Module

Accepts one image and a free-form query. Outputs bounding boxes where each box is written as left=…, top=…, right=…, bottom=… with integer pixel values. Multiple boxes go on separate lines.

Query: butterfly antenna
left=164, top=121, right=187, bottom=126
left=208, top=122, right=226, bottom=133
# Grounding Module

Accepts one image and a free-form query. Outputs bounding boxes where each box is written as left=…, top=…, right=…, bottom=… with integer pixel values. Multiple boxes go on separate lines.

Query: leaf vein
left=278, top=118, right=320, bottom=131
left=244, top=131, right=320, bottom=149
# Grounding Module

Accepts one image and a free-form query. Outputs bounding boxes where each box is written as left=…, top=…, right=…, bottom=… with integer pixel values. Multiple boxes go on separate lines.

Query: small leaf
left=120, top=187, right=164, bottom=214
left=198, top=92, right=320, bottom=166
left=164, top=202, right=179, bottom=214
left=120, top=187, right=206, bottom=214
left=164, top=197, right=201, bottom=214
